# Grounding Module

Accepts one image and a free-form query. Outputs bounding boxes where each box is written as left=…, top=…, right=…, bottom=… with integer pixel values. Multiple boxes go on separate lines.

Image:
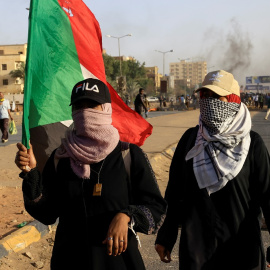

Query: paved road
left=250, top=111, right=270, bottom=152
left=0, top=110, right=184, bottom=148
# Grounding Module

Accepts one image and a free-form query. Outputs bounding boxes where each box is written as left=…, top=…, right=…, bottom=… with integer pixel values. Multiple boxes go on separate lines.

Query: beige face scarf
left=55, top=103, right=119, bottom=179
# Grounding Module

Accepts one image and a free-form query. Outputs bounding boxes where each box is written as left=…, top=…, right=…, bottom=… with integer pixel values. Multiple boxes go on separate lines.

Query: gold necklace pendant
left=91, top=159, right=106, bottom=197
left=93, top=183, right=102, bottom=196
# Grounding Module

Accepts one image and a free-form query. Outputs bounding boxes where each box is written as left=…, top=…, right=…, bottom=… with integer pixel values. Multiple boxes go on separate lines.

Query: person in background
left=185, top=95, right=191, bottom=109
left=248, top=94, right=253, bottom=106
left=0, top=92, right=13, bottom=143
left=159, top=95, right=164, bottom=108
left=155, top=70, right=270, bottom=270
left=144, top=95, right=150, bottom=118
left=179, top=95, right=186, bottom=111
left=134, top=88, right=148, bottom=116
left=170, top=97, right=174, bottom=108
left=265, top=95, right=270, bottom=120
left=259, top=94, right=264, bottom=110
left=254, top=93, right=259, bottom=109
left=192, top=91, right=198, bottom=110
left=125, top=94, right=130, bottom=106
left=15, top=78, right=167, bottom=270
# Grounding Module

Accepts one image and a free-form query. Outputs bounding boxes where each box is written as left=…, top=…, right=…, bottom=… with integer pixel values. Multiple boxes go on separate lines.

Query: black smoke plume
left=202, top=18, right=253, bottom=75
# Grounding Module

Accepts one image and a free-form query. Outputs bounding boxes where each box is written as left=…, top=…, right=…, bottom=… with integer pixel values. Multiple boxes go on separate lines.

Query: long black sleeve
left=250, top=132, right=270, bottom=232
left=121, top=144, right=167, bottom=235
left=155, top=128, right=195, bottom=251
left=22, top=150, right=60, bottom=225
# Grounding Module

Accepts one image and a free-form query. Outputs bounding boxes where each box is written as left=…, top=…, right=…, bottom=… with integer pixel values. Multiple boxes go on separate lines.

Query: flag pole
left=22, top=0, right=36, bottom=149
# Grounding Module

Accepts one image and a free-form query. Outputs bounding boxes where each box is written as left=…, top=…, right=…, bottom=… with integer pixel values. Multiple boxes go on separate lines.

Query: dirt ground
left=0, top=187, right=34, bottom=239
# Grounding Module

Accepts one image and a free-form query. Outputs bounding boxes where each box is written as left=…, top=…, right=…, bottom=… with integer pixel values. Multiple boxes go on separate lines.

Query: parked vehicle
left=146, top=96, right=159, bottom=102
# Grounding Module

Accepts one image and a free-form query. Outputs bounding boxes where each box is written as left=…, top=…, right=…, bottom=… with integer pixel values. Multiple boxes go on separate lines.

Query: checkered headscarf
left=186, top=98, right=251, bottom=194
left=199, top=98, right=240, bottom=135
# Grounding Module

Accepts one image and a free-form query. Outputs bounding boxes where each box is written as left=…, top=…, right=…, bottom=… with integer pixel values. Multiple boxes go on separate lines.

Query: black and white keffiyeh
left=199, top=98, right=240, bottom=135
left=186, top=98, right=251, bottom=195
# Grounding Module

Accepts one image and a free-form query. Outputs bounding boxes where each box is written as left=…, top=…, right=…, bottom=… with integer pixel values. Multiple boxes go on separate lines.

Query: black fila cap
left=70, top=78, right=111, bottom=106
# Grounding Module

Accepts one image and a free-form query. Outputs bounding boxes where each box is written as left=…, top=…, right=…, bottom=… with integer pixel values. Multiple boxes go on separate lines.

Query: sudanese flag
left=23, top=0, right=153, bottom=172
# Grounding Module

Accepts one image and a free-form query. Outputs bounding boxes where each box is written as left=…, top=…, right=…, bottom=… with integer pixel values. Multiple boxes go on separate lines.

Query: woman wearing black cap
left=15, top=78, right=167, bottom=270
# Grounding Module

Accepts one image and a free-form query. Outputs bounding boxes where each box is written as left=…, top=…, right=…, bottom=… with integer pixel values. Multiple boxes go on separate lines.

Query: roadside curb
left=0, top=219, right=58, bottom=259
left=0, top=145, right=177, bottom=260
left=149, top=143, right=177, bottom=167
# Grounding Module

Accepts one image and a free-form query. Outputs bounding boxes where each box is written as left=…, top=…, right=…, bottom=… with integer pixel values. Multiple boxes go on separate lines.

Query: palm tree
left=9, top=62, right=25, bottom=93
left=126, top=79, right=141, bottom=103
left=9, top=61, right=25, bottom=79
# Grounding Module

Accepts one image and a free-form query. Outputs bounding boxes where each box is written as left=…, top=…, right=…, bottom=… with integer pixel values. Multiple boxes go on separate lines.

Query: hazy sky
left=1, top=0, right=270, bottom=86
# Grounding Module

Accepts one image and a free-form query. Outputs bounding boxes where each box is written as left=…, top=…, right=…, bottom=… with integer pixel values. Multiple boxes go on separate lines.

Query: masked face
left=199, top=97, right=240, bottom=134
left=71, top=103, right=112, bottom=137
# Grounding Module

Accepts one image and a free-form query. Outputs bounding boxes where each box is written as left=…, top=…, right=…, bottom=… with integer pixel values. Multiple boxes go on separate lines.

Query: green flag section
left=23, top=0, right=84, bottom=147
left=23, top=0, right=153, bottom=170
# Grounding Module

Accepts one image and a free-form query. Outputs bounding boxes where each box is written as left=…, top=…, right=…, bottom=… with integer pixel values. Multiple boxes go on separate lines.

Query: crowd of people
left=13, top=70, right=270, bottom=270
left=242, top=92, right=270, bottom=110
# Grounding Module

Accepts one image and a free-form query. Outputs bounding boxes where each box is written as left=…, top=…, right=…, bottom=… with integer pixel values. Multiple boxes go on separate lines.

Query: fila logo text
left=75, top=83, right=100, bottom=93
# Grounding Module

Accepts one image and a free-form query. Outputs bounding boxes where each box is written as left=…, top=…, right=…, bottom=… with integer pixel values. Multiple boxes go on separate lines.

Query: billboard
left=246, top=76, right=270, bottom=84
left=245, top=85, right=270, bottom=91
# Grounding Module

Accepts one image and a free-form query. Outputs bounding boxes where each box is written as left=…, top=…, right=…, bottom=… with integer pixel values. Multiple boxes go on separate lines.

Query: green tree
left=103, top=54, right=115, bottom=80
left=103, top=53, right=149, bottom=86
left=135, top=78, right=149, bottom=90
left=9, top=62, right=25, bottom=81
left=106, top=77, right=118, bottom=90
left=102, top=53, right=155, bottom=101
left=126, top=79, right=141, bottom=102
left=9, top=62, right=25, bottom=93
left=123, top=60, right=146, bottom=79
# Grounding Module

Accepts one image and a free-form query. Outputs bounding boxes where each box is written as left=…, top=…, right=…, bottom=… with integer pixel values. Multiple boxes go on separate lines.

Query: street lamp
left=155, top=49, right=173, bottom=76
left=106, top=34, right=132, bottom=76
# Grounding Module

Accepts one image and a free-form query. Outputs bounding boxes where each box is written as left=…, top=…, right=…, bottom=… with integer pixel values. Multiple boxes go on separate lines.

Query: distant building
left=0, top=44, right=27, bottom=94
left=170, top=60, right=207, bottom=89
left=102, top=48, right=135, bottom=62
left=163, top=75, right=174, bottom=90
left=145, top=66, right=162, bottom=91
left=111, top=55, right=136, bottom=62
left=174, top=78, right=191, bottom=89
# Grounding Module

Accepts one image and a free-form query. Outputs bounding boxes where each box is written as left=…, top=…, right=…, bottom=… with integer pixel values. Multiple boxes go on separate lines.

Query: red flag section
left=58, top=0, right=106, bottom=82
left=108, top=83, right=153, bottom=146
left=58, top=0, right=153, bottom=145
